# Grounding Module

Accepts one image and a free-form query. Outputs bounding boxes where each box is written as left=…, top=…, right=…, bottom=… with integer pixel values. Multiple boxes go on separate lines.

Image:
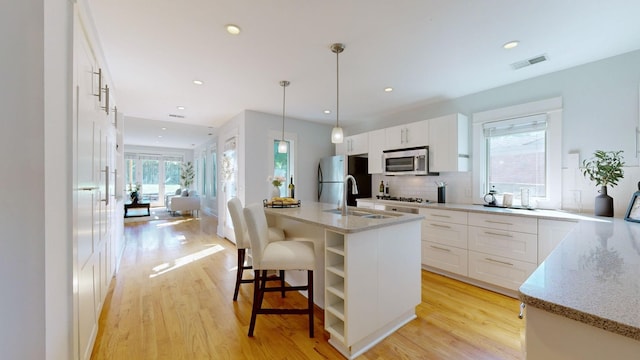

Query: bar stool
left=243, top=203, right=316, bottom=337
left=227, top=198, right=286, bottom=301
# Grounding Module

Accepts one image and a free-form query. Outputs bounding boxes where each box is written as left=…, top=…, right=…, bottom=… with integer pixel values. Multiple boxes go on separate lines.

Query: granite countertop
left=357, top=197, right=592, bottom=222
left=264, top=201, right=423, bottom=233
left=519, top=218, right=640, bottom=341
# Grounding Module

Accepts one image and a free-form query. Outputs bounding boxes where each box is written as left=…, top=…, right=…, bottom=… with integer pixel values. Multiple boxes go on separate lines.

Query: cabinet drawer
left=468, top=226, right=537, bottom=263
left=422, top=241, right=468, bottom=277
left=422, top=220, right=468, bottom=249
left=468, top=251, right=537, bottom=291
left=468, top=212, right=537, bottom=234
left=420, top=208, right=467, bottom=225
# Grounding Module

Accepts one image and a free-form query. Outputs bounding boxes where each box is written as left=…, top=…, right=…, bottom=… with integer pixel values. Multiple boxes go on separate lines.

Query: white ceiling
left=85, top=0, right=640, bottom=149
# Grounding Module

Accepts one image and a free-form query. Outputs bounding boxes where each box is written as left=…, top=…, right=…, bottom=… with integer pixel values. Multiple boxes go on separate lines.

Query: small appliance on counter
left=483, top=186, right=501, bottom=207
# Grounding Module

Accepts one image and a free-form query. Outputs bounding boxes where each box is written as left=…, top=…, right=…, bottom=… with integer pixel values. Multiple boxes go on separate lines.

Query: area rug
left=124, top=207, right=194, bottom=223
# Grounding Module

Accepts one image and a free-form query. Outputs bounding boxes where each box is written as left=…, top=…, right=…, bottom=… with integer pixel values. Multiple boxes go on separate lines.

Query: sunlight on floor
left=149, top=244, right=225, bottom=278
left=155, top=218, right=195, bottom=228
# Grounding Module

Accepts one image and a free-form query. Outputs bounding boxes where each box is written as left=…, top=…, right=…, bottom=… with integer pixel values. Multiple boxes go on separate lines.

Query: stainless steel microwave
left=383, top=146, right=437, bottom=176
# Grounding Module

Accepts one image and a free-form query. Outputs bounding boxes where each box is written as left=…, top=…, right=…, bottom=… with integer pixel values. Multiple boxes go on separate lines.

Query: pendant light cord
left=336, top=49, right=339, bottom=128
left=282, top=82, right=286, bottom=140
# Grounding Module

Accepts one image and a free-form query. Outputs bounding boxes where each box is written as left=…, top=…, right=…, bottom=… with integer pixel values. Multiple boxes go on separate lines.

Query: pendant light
left=277, top=80, right=290, bottom=153
left=330, top=43, right=344, bottom=144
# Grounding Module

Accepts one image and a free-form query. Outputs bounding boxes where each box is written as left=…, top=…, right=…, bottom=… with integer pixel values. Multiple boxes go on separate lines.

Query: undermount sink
left=323, top=208, right=400, bottom=219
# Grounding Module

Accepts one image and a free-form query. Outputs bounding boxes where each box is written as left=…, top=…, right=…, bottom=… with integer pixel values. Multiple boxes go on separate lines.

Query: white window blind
left=483, top=114, right=547, bottom=137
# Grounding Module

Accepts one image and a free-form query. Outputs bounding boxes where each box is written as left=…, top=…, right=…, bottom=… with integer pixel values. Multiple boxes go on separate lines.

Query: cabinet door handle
left=93, top=68, right=102, bottom=101
left=430, top=223, right=452, bottom=229
left=484, top=231, right=513, bottom=238
left=431, top=214, right=451, bottom=218
left=101, top=165, right=109, bottom=205
left=78, top=186, right=98, bottom=191
left=485, top=257, right=514, bottom=266
left=101, top=84, right=110, bottom=115
left=485, top=220, right=513, bottom=226
left=430, top=245, right=451, bottom=252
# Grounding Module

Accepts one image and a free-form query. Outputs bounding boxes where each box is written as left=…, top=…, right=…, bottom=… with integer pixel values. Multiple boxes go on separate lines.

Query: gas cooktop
left=375, top=196, right=430, bottom=204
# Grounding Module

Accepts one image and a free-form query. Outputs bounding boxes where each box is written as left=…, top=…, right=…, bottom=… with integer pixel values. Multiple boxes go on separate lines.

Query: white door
left=221, top=136, right=238, bottom=242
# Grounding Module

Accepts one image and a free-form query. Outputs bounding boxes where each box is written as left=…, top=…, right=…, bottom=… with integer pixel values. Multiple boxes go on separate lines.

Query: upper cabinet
left=368, top=129, right=385, bottom=174
left=385, top=120, right=428, bottom=150
left=336, top=132, right=369, bottom=155
left=428, top=113, right=469, bottom=172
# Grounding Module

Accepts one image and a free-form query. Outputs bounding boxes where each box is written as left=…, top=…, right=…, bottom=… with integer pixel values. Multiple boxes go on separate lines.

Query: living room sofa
left=167, top=189, right=200, bottom=216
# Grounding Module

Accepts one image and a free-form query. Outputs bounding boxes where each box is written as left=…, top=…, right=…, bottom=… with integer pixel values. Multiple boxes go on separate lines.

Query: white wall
left=243, top=110, right=334, bottom=205
left=1, top=0, right=72, bottom=359
left=347, top=50, right=640, bottom=216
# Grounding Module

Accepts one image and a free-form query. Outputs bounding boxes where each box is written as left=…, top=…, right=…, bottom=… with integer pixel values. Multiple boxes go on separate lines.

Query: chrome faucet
left=342, top=175, right=359, bottom=216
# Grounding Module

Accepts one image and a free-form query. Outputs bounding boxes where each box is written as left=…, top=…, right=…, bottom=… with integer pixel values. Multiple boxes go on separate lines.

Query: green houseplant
left=181, top=161, right=195, bottom=189
left=581, top=150, right=624, bottom=217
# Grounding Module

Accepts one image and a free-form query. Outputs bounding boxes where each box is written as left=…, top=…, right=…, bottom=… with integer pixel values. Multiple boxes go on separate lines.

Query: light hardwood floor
left=91, top=212, right=524, bottom=359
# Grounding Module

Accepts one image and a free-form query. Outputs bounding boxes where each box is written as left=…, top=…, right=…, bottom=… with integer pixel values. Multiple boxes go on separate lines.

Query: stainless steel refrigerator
left=317, top=155, right=371, bottom=207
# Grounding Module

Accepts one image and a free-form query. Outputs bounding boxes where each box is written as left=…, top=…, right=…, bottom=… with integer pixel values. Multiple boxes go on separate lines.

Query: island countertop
left=519, top=218, right=640, bottom=341
left=263, top=201, right=424, bottom=233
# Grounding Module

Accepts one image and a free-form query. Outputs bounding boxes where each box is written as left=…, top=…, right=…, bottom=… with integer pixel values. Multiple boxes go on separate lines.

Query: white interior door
left=222, top=137, right=238, bottom=242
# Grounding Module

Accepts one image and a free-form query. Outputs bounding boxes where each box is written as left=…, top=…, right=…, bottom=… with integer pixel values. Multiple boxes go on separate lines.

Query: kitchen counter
left=519, top=218, right=640, bottom=340
left=264, top=201, right=422, bottom=359
left=357, top=197, right=592, bottom=222
left=264, top=201, right=424, bottom=233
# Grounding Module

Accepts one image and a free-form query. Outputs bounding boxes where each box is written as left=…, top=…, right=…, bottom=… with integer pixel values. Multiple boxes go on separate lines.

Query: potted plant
left=181, top=161, right=195, bottom=189
left=581, top=150, right=624, bottom=217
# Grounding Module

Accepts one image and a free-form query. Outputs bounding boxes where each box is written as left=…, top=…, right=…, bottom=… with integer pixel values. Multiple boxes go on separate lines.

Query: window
left=484, top=115, right=547, bottom=198
left=472, top=97, right=562, bottom=209
left=273, top=140, right=291, bottom=196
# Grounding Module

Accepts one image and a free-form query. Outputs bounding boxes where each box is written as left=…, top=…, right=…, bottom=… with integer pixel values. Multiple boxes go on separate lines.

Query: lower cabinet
left=324, top=222, right=421, bottom=358
left=420, top=208, right=468, bottom=277
left=420, top=209, right=577, bottom=295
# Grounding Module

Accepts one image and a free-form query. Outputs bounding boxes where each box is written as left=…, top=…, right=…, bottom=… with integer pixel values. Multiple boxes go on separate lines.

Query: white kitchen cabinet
left=420, top=208, right=469, bottom=276
left=428, top=113, right=469, bottom=172
left=368, top=129, right=385, bottom=174
left=525, top=306, right=640, bottom=360
left=336, top=132, right=369, bottom=155
left=324, top=222, right=421, bottom=359
left=468, top=212, right=538, bottom=291
left=537, top=219, right=577, bottom=264
left=385, top=120, right=428, bottom=150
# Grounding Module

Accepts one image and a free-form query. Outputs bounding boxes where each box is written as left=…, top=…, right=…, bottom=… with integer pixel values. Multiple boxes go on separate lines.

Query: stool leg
left=308, top=270, right=314, bottom=338
left=233, top=249, right=246, bottom=301
left=280, top=270, right=285, bottom=298
left=248, top=269, right=263, bottom=337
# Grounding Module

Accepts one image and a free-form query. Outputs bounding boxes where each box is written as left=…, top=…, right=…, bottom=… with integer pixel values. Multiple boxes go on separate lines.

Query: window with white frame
left=483, top=114, right=547, bottom=198
left=472, top=97, right=562, bottom=209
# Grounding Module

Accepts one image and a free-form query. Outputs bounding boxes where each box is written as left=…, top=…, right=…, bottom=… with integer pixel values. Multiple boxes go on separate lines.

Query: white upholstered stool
left=243, top=203, right=316, bottom=337
left=227, top=197, right=286, bottom=301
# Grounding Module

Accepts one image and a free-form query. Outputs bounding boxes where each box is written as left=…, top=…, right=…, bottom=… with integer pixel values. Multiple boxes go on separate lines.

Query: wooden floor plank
left=91, top=213, right=524, bottom=359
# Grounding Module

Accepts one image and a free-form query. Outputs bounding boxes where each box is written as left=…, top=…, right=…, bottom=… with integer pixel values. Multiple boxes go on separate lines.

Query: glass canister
left=521, top=188, right=530, bottom=207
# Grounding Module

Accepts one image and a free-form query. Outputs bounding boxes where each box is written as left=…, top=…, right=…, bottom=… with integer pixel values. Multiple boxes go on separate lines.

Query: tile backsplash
left=372, top=172, right=472, bottom=204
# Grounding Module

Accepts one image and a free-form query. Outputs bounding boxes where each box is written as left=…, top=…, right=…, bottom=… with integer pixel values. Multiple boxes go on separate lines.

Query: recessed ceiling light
left=177, top=106, right=186, bottom=110
left=161, top=127, right=167, bottom=130
left=324, top=110, right=331, bottom=114
left=158, top=135, right=163, bottom=138
left=193, top=80, right=204, bottom=85
left=384, top=87, right=393, bottom=92
left=226, top=24, right=241, bottom=35
left=503, top=40, right=519, bottom=49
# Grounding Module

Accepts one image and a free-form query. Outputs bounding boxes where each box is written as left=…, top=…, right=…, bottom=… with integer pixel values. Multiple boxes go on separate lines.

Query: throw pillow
left=181, top=189, right=189, bottom=197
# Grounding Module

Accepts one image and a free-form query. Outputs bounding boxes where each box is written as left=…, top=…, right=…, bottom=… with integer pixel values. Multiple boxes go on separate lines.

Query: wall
left=0, top=0, right=71, bottom=359
left=243, top=110, right=334, bottom=205
left=347, top=50, right=640, bottom=216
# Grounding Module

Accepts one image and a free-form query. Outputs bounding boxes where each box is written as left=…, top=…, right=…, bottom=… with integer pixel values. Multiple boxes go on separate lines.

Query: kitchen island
left=264, top=202, right=424, bottom=359
left=519, top=218, right=640, bottom=359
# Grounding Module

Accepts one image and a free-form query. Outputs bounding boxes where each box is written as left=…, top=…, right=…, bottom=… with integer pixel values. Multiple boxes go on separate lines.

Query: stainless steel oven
left=383, top=146, right=436, bottom=175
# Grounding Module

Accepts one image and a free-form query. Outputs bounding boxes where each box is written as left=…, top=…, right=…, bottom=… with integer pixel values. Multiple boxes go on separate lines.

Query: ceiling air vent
left=168, top=114, right=185, bottom=119
left=511, top=54, right=549, bottom=70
